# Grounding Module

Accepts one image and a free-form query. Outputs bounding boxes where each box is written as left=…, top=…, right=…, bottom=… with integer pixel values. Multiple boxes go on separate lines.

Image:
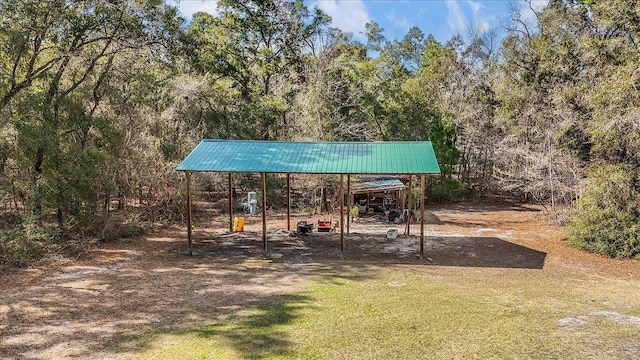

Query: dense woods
left=1, top=0, right=639, bottom=265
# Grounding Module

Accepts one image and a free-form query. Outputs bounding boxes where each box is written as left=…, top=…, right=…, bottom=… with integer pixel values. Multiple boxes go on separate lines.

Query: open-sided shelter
left=176, top=140, right=441, bottom=258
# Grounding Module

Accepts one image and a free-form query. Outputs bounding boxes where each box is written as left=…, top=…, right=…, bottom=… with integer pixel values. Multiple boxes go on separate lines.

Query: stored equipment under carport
left=297, top=221, right=313, bottom=235
left=317, top=220, right=332, bottom=232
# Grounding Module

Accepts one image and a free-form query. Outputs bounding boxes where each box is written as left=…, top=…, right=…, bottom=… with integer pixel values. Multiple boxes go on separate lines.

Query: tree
left=496, top=0, right=640, bottom=257
left=0, top=0, right=182, bottom=229
left=567, top=165, right=640, bottom=259
left=185, top=0, right=329, bottom=140
left=495, top=0, right=587, bottom=207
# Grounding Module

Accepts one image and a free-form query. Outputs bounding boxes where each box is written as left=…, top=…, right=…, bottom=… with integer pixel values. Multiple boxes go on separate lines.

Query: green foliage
left=185, top=0, right=329, bottom=140
left=429, top=116, right=460, bottom=177
left=0, top=212, right=22, bottom=228
left=118, top=223, right=148, bottom=239
left=567, top=165, right=640, bottom=259
left=0, top=215, right=59, bottom=267
left=349, top=205, right=359, bottom=219
left=265, top=174, right=286, bottom=208
left=1, top=1, right=182, bottom=214
left=428, top=177, right=464, bottom=202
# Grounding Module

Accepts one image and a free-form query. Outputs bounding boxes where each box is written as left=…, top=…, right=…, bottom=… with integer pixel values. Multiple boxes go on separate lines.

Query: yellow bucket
left=233, top=217, right=245, bottom=232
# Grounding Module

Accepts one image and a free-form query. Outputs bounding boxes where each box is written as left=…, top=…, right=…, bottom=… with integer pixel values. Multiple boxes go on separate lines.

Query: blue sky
left=175, top=0, right=547, bottom=43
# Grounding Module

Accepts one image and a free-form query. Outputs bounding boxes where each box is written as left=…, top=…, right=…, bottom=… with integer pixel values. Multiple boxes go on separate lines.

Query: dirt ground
left=1, top=202, right=640, bottom=359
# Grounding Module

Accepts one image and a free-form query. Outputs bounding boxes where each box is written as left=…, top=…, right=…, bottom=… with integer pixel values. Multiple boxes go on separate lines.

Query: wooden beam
left=406, top=175, right=412, bottom=236
left=286, top=173, right=291, bottom=231
left=340, top=174, right=345, bottom=257
left=228, top=173, right=233, bottom=232
left=346, top=174, right=350, bottom=234
left=261, top=172, right=267, bottom=254
left=420, top=174, right=426, bottom=260
left=186, top=171, right=193, bottom=257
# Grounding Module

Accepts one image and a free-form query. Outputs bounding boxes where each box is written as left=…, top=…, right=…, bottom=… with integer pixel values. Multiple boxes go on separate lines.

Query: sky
left=174, top=0, right=548, bottom=43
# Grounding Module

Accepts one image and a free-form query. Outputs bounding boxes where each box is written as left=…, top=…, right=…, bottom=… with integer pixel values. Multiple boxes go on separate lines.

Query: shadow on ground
left=194, top=231, right=546, bottom=270
left=426, top=236, right=546, bottom=269
left=182, top=293, right=312, bottom=359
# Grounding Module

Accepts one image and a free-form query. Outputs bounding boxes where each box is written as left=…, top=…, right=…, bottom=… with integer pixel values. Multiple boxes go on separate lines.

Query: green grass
left=135, top=267, right=640, bottom=360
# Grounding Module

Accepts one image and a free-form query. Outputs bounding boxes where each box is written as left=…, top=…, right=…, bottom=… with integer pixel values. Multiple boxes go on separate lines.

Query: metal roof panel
left=175, top=140, right=441, bottom=174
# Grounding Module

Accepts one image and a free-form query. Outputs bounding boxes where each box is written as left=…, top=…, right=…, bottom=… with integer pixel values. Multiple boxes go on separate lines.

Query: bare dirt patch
left=1, top=202, right=639, bottom=359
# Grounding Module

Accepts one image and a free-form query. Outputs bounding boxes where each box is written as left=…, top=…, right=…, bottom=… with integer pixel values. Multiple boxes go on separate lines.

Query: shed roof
left=351, top=179, right=406, bottom=194
left=176, top=140, right=441, bottom=174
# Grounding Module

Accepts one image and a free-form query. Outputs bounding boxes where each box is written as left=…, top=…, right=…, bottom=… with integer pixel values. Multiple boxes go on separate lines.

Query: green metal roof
left=176, top=140, right=441, bottom=174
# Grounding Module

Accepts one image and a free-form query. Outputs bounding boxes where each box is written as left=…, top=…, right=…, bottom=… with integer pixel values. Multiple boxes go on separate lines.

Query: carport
left=176, top=140, right=441, bottom=258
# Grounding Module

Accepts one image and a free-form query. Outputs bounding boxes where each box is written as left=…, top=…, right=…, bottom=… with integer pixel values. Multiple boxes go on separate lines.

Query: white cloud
left=467, top=0, right=490, bottom=33
left=530, top=0, right=550, bottom=12
left=519, top=0, right=549, bottom=29
left=446, top=0, right=466, bottom=33
left=387, top=11, right=412, bottom=34
left=416, top=7, right=429, bottom=18
left=467, top=0, right=481, bottom=14
left=446, top=0, right=497, bottom=35
left=316, top=0, right=370, bottom=41
left=173, top=0, right=219, bottom=19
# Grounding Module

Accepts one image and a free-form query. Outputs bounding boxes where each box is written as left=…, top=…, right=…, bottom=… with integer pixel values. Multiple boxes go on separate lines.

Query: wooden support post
left=367, top=191, right=370, bottom=211
left=185, top=171, right=193, bottom=257
left=228, top=173, right=233, bottom=232
left=286, top=173, right=291, bottom=231
left=420, top=174, right=426, bottom=260
left=340, top=174, right=345, bottom=257
left=406, top=175, right=412, bottom=236
left=346, top=174, right=350, bottom=234
left=261, top=172, right=267, bottom=254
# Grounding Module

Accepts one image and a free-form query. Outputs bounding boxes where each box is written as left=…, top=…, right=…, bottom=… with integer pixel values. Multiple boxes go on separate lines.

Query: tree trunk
left=321, top=184, right=328, bottom=213
left=57, top=207, right=64, bottom=232
left=32, top=147, right=44, bottom=219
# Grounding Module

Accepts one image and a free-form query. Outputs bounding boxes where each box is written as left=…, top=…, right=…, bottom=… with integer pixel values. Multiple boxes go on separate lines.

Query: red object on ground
left=317, top=220, right=332, bottom=232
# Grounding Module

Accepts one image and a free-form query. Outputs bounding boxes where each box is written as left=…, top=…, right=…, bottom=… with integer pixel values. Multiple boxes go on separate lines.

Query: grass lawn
left=136, top=265, right=640, bottom=360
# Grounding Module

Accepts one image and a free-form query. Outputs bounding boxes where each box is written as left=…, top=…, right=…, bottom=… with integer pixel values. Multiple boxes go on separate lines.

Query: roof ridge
left=202, top=139, right=433, bottom=144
